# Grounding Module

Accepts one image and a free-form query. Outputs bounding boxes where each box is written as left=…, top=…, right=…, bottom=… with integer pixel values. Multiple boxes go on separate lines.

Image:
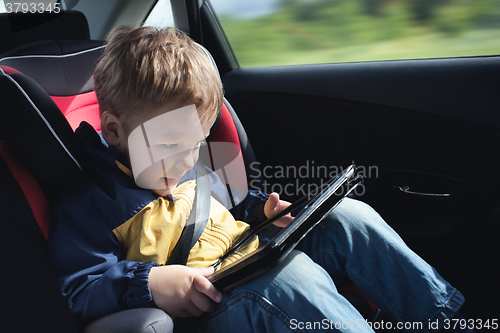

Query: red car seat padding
left=209, top=103, right=241, bottom=148
left=0, top=64, right=21, bottom=74
left=0, top=140, right=50, bottom=240
left=52, top=91, right=101, bottom=131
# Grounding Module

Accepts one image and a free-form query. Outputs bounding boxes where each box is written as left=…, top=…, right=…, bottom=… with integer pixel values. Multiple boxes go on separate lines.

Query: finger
left=197, top=266, right=215, bottom=277
left=277, top=199, right=292, bottom=211
left=189, top=288, right=218, bottom=313
left=274, top=199, right=292, bottom=219
left=273, top=214, right=295, bottom=227
left=268, top=192, right=280, bottom=205
left=180, top=299, right=204, bottom=318
left=169, top=299, right=198, bottom=318
left=264, top=192, right=280, bottom=218
left=193, top=274, right=223, bottom=303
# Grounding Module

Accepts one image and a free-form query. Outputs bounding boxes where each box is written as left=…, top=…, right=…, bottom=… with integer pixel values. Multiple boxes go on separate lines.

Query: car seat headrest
left=0, top=41, right=105, bottom=131
left=0, top=42, right=105, bottom=95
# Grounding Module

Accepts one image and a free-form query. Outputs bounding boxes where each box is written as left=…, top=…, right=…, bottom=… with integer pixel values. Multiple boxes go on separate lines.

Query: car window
left=143, top=0, right=174, bottom=28
left=210, top=0, right=500, bottom=67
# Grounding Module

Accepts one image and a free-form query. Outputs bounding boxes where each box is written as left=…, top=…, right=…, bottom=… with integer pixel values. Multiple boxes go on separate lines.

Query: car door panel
left=219, top=58, right=500, bottom=322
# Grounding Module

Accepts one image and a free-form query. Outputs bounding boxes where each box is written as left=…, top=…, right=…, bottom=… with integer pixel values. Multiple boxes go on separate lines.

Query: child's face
left=126, top=104, right=215, bottom=197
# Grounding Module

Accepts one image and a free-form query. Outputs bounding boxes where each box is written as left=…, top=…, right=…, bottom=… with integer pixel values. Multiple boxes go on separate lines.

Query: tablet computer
left=208, top=164, right=362, bottom=292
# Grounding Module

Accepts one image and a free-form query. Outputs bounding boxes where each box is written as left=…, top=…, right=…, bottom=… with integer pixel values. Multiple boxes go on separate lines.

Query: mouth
left=163, top=177, right=180, bottom=187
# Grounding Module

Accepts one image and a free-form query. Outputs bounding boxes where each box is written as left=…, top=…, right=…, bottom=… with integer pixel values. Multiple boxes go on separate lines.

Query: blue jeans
left=198, top=198, right=465, bottom=333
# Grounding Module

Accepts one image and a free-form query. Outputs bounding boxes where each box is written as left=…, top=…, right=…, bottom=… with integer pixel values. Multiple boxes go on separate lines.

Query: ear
left=101, top=111, right=124, bottom=146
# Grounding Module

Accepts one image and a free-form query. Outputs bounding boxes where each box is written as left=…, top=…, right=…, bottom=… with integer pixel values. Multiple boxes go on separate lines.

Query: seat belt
left=166, top=161, right=211, bottom=265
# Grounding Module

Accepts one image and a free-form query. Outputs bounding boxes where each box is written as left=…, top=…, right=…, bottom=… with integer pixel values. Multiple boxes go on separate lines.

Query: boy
left=49, top=26, right=468, bottom=332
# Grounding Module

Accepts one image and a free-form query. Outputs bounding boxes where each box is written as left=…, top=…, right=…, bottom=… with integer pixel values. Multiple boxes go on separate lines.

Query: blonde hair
left=94, top=26, right=223, bottom=132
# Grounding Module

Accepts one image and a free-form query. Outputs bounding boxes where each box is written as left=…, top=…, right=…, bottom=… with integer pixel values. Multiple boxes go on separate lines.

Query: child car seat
left=0, top=52, right=175, bottom=333
left=0, top=35, right=263, bottom=332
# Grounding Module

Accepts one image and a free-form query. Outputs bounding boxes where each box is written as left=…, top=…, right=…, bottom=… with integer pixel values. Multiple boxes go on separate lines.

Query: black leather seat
left=0, top=10, right=90, bottom=55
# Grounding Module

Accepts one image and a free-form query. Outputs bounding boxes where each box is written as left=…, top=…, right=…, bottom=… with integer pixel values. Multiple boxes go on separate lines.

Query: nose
left=175, top=149, right=197, bottom=170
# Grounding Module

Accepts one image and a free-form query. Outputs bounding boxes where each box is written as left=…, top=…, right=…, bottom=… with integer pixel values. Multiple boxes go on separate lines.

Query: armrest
left=84, top=308, right=173, bottom=333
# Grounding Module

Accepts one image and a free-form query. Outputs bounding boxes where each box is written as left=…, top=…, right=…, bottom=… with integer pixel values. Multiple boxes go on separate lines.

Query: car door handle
left=395, top=185, right=451, bottom=197
left=388, top=169, right=466, bottom=203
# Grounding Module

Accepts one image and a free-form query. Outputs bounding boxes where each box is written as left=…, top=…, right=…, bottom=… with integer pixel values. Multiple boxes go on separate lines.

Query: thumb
left=193, top=267, right=223, bottom=303
left=264, top=192, right=280, bottom=218
left=196, top=266, right=215, bottom=277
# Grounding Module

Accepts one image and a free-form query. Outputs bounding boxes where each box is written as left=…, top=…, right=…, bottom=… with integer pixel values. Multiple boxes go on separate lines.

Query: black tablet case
left=208, top=164, right=362, bottom=292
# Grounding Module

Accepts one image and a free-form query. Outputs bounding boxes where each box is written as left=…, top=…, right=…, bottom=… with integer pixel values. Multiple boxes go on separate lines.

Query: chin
left=151, top=188, right=172, bottom=197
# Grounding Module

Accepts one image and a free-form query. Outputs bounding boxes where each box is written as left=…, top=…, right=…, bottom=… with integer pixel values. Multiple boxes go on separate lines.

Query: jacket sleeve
left=48, top=198, right=158, bottom=324
left=229, top=189, right=269, bottom=226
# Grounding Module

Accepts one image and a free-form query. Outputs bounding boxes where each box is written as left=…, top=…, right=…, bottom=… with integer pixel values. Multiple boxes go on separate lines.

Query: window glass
left=143, top=0, right=174, bottom=28
left=210, top=0, right=500, bottom=67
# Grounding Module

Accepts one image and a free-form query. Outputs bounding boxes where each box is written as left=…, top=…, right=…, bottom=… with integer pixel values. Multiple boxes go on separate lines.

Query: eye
left=162, top=143, right=178, bottom=149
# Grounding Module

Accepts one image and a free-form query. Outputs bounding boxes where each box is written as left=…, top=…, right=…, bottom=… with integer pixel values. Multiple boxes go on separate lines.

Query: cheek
left=168, top=148, right=201, bottom=167
left=133, top=161, right=166, bottom=189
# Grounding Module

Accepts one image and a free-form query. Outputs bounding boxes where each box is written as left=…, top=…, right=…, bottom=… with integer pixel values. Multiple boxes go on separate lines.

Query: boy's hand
left=264, top=192, right=294, bottom=227
left=148, top=265, right=223, bottom=318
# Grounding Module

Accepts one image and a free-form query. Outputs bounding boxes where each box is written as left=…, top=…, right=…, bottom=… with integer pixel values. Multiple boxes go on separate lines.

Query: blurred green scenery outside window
left=210, top=0, right=500, bottom=67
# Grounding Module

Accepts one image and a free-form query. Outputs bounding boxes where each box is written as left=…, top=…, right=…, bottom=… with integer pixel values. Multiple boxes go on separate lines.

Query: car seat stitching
left=0, top=45, right=105, bottom=62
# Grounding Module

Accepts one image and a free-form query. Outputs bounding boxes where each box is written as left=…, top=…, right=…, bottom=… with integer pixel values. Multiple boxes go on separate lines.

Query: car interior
left=0, top=0, right=498, bottom=332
